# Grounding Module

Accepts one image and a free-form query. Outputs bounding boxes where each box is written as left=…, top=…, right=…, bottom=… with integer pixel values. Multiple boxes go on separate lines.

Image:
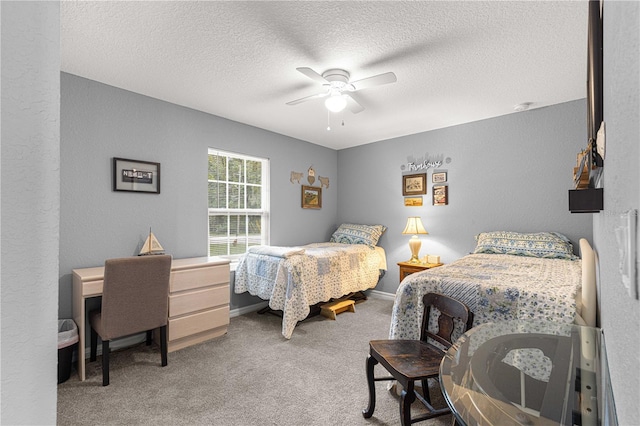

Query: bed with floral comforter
left=389, top=253, right=583, bottom=340
left=235, top=242, right=386, bottom=339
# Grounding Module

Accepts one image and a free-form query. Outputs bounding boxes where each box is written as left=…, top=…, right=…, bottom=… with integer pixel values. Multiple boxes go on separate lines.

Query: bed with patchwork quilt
left=234, top=224, right=387, bottom=339
left=389, top=232, right=596, bottom=341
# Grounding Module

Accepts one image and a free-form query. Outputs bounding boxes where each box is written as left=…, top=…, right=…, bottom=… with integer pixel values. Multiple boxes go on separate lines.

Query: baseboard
left=83, top=334, right=146, bottom=359
left=367, top=289, right=396, bottom=301
left=230, top=301, right=269, bottom=318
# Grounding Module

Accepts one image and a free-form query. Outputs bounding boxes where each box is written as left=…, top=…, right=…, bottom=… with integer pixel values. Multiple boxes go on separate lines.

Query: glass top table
left=439, top=320, right=615, bottom=426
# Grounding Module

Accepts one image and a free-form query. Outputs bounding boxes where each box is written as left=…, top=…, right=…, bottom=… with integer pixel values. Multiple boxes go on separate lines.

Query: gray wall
left=60, top=73, right=338, bottom=318
left=593, top=1, right=640, bottom=424
left=1, top=2, right=59, bottom=424
left=338, top=100, right=593, bottom=294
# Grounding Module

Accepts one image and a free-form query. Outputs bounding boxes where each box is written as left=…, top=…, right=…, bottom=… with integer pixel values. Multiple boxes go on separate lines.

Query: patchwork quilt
left=235, top=242, right=385, bottom=338
left=389, top=253, right=582, bottom=340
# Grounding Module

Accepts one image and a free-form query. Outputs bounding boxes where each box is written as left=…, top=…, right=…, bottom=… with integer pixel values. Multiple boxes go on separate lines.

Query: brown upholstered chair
left=362, top=292, right=473, bottom=425
left=89, top=255, right=172, bottom=386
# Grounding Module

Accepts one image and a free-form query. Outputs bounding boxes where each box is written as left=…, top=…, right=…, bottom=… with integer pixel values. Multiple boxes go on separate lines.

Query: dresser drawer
left=83, top=280, right=104, bottom=297
left=169, top=285, right=230, bottom=317
left=170, top=265, right=228, bottom=292
left=168, top=306, right=229, bottom=341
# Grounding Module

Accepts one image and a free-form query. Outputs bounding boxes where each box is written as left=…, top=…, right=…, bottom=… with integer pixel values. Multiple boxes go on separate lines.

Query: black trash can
left=58, top=319, right=78, bottom=384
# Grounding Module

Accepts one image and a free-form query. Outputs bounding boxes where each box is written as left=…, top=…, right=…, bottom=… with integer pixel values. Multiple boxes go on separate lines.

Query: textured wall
left=60, top=73, right=338, bottom=319
left=1, top=2, right=60, bottom=424
left=593, top=1, right=640, bottom=423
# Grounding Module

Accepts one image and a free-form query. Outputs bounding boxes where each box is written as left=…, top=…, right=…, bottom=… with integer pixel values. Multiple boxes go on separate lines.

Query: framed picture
left=301, top=185, right=322, bottom=209
left=433, top=185, right=448, bottom=206
left=404, top=197, right=423, bottom=207
left=432, top=172, right=447, bottom=183
left=113, top=157, right=160, bottom=194
left=402, top=173, right=427, bottom=196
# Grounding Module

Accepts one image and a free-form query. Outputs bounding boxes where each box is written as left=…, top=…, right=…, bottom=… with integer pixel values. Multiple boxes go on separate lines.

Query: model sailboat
left=139, top=228, right=165, bottom=256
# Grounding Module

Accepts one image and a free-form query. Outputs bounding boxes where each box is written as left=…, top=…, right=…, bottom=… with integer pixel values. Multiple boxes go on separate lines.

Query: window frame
left=207, top=148, right=270, bottom=260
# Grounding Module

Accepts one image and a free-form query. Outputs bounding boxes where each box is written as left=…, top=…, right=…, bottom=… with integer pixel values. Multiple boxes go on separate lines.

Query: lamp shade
left=402, top=217, right=428, bottom=235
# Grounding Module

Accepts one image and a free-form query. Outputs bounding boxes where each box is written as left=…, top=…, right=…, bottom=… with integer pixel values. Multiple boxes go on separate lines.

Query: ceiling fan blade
left=350, top=72, right=397, bottom=91
left=345, top=94, right=365, bottom=114
left=286, top=91, right=329, bottom=106
left=296, top=67, right=328, bottom=84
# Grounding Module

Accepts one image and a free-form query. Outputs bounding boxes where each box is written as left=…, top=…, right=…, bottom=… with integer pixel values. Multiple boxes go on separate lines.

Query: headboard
left=577, top=238, right=597, bottom=327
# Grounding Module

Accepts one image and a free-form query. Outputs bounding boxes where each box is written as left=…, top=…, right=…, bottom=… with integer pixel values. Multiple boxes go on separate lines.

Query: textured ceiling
left=61, top=1, right=589, bottom=150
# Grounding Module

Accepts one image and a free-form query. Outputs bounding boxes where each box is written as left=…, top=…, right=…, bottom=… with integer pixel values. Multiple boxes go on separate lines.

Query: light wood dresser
left=73, top=256, right=230, bottom=381
left=165, top=257, right=230, bottom=352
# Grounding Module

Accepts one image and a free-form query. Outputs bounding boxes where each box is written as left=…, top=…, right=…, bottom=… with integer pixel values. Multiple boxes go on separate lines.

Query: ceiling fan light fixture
left=325, top=94, right=347, bottom=113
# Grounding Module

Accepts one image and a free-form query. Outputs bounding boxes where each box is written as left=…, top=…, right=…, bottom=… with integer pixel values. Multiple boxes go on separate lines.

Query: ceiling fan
left=286, top=67, right=397, bottom=114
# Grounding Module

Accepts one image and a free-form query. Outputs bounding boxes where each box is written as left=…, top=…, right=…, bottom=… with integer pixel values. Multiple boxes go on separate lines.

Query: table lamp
left=402, top=217, right=428, bottom=263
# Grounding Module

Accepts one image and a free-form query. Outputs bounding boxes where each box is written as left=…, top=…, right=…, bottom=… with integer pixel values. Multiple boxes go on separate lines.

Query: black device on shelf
left=569, top=188, right=604, bottom=213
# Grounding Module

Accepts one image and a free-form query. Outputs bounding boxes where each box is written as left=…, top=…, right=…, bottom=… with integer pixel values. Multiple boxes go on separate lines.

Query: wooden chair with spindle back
left=362, top=292, right=473, bottom=425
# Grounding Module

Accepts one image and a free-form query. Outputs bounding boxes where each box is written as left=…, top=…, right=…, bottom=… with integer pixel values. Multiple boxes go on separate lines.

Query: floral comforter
left=235, top=243, right=385, bottom=339
left=389, top=253, right=582, bottom=340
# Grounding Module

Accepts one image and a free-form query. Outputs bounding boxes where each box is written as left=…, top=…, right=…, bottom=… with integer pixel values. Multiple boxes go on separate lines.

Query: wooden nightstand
left=397, top=261, right=443, bottom=282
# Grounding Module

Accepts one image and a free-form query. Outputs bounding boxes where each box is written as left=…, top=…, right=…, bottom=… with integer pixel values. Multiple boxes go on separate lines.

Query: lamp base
left=407, top=235, right=422, bottom=264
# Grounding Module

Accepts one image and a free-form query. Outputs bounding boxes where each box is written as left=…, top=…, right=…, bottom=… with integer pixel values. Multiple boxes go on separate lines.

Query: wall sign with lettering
left=113, top=157, right=161, bottom=194
left=401, top=153, right=450, bottom=172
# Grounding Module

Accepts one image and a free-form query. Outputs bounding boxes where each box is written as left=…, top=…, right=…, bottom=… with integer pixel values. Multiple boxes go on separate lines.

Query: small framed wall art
left=301, top=185, right=322, bottom=209
left=402, top=173, right=427, bottom=196
left=432, top=172, right=447, bottom=183
left=404, top=197, right=423, bottom=207
left=113, top=157, right=160, bottom=194
left=433, top=185, right=448, bottom=206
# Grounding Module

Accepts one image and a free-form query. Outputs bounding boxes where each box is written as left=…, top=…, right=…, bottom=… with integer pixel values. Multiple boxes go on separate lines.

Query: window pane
left=229, top=184, right=244, bottom=209
left=209, top=215, right=227, bottom=237
left=228, top=158, right=244, bottom=183
left=247, top=186, right=261, bottom=209
left=209, top=241, right=228, bottom=256
left=229, top=215, right=247, bottom=254
left=246, top=160, right=262, bottom=184
left=208, top=182, right=227, bottom=209
left=208, top=154, right=226, bottom=181
left=209, top=215, right=228, bottom=255
left=248, top=215, right=262, bottom=247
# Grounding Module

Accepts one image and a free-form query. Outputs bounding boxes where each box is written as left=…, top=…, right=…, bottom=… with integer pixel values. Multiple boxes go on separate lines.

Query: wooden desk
left=72, top=256, right=230, bottom=381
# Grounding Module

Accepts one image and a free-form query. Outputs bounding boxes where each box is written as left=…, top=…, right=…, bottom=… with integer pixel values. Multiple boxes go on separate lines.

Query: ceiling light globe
left=325, top=95, right=347, bottom=113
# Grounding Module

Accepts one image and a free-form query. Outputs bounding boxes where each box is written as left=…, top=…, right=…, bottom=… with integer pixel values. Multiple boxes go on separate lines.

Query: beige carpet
left=57, top=296, right=453, bottom=425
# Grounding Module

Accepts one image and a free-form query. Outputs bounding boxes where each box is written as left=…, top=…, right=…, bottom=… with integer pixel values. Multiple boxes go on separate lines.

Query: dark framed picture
left=402, top=173, right=427, bottom=196
left=301, top=185, right=322, bottom=209
left=432, top=172, right=447, bottom=183
left=113, top=157, right=160, bottom=194
left=433, top=185, right=448, bottom=206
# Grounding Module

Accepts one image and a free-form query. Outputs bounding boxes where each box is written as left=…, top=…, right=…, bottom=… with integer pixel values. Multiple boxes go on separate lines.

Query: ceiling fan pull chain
left=327, top=109, right=331, bottom=131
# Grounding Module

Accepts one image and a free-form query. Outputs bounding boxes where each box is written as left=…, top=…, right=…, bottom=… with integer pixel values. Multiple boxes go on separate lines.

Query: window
left=208, top=149, right=269, bottom=258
